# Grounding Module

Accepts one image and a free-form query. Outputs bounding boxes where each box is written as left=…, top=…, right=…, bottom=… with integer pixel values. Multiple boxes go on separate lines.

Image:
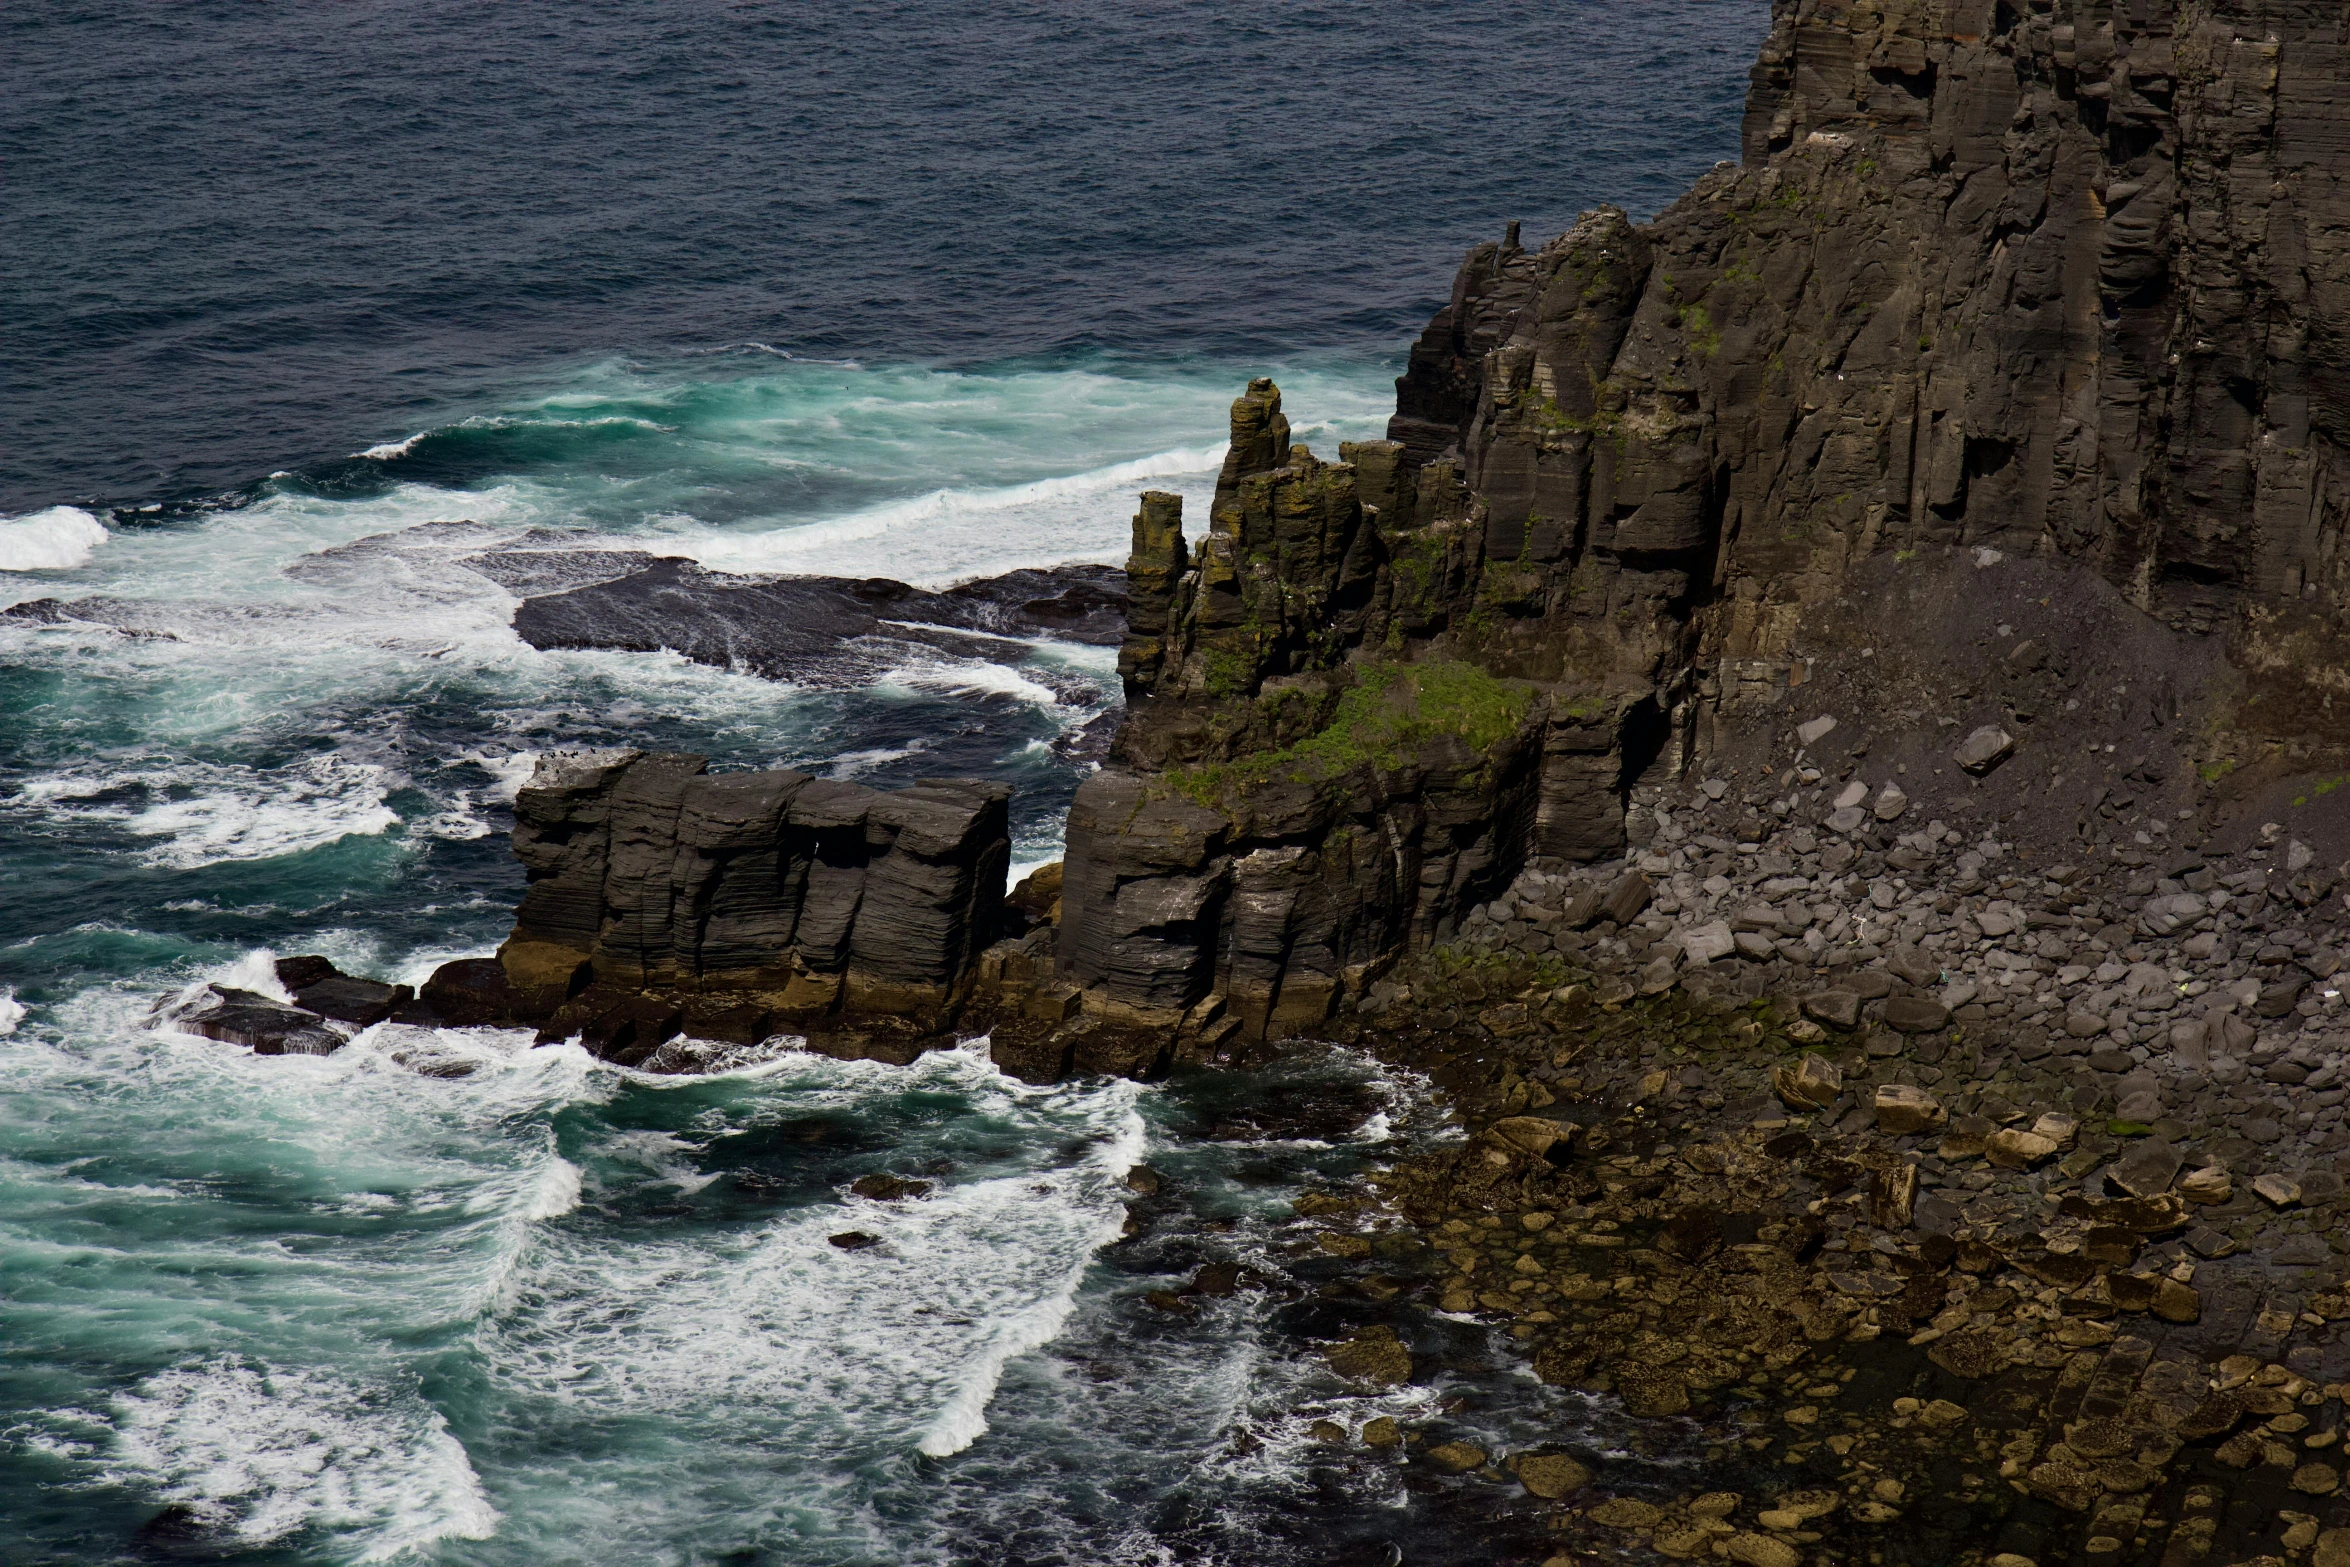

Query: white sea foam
left=520, top=1156, right=582, bottom=1221
left=685, top=442, right=1227, bottom=587
left=25, top=754, right=403, bottom=868
left=0, top=505, right=108, bottom=571
left=875, top=655, right=1063, bottom=708
left=355, top=433, right=428, bottom=460
left=479, top=1046, right=1145, bottom=1465
left=209, top=948, right=294, bottom=1003
left=107, top=1361, right=498, bottom=1560
left=824, top=742, right=929, bottom=779
left=0, top=988, right=23, bottom=1036
left=460, top=748, right=542, bottom=800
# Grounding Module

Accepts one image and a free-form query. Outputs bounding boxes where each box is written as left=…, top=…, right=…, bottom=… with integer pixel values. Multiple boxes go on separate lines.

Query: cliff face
left=1055, top=0, right=2350, bottom=1046
left=1419, top=0, right=2350, bottom=730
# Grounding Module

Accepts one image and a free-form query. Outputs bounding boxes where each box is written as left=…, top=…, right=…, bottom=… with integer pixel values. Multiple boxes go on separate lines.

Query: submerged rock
left=510, top=556, right=1125, bottom=685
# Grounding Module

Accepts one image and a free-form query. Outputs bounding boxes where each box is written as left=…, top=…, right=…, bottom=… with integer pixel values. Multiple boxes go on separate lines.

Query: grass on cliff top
left=1169, top=659, right=1532, bottom=808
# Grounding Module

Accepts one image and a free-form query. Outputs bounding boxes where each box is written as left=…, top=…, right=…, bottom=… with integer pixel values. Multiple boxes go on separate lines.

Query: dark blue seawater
left=0, top=3, right=1768, bottom=1562
left=5, top=0, right=1763, bottom=510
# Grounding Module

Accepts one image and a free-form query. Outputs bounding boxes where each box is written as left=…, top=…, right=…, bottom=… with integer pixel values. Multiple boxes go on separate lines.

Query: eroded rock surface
left=494, top=747, right=1012, bottom=1061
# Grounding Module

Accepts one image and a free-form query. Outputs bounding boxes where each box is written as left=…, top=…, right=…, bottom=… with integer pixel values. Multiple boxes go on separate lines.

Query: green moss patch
left=1169, top=658, right=1533, bottom=807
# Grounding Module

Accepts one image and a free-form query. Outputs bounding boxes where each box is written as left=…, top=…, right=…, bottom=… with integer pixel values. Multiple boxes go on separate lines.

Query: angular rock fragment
left=1953, top=726, right=2016, bottom=776
left=1802, top=990, right=1862, bottom=1030
left=2108, top=1139, right=2182, bottom=1198
left=1985, top=1128, right=2060, bottom=1169
left=1772, top=1053, right=1842, bottom=1110
left=1882, top=996, right=1949, bottom=1034
left=1874, top=1085, right=1943, bottom=1135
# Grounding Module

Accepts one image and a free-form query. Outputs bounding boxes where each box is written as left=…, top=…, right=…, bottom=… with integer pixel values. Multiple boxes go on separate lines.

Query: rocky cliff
left=1051, top=0, right=2350, bottom=1049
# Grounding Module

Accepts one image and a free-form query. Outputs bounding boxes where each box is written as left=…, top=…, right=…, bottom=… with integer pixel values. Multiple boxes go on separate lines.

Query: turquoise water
left=3, top=0, right=1774, bottom=1550
left=0, top=354, right=1536, bottom=1565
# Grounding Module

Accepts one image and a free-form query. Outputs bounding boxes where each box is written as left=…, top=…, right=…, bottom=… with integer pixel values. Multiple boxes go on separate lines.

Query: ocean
left=0, top=3, right=1768, bottom=1561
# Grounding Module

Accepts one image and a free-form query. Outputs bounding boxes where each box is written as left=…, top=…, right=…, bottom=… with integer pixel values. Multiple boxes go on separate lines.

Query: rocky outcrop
left=494, top=748, right=1012, bottom=1060
left=1053, top=378, right=1656, bottom=1045
left=1052, top=0, right=2350, bottom=1049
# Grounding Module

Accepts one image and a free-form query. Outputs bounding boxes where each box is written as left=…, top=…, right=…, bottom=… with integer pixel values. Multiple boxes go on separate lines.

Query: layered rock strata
left=494, top=748, right=1012, bottom=1060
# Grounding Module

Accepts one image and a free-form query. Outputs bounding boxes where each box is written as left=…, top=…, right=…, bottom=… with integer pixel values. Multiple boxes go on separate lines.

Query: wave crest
left=0, top=506, right=108, bottom=572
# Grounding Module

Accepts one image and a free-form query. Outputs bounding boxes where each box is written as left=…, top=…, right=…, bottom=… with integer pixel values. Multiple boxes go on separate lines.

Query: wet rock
left=512, top=557, right=1126, bottom=684
left=1725, top=1532, right=1802, bottom=1567
left=1326, top=1325, right=1412, bottom=1385
left=273, top=957, right=415, bottom=1026
left=828, top=1231, right=881, bottom=1250
left=2109, top=1139, right=2183, bottom=1198
left=1615, top=1363, right=1691, bottom=1417
left=164, top=985, right=347, bottom=1056
left=1425, top=1440, right=1487, bottom=1474
left=849, top=1173, right=933, bottom=1201
left=1515, top=1452, right=1592, bottom=1498
left=1360, top=1416, right=1401, bottom=1448
left=1589, top=1498, right=1662, bottom=1531
left=412, top=957, right=512, bottom=1027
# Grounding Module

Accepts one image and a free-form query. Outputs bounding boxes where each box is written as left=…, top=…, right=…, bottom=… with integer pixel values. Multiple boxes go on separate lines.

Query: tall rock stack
left=1057, top=382, right=1605, bottom=1045
left=498, top=748, right=1010, bottom=1056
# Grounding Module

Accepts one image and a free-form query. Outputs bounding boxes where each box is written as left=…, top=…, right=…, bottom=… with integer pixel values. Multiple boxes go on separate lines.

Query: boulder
left=1954, top=726, right=2016, bottom=776
left=1682, top=921, right=1737, bottom=964
left=1487, top=1116, right=1571, bottom=1158
left=1326, top=1325, right=1412, bottom=1385
left=1985, top=1128, right=2061, bottom=1169
left=414, top=958, right=513, bottom=1027
left=1772, top=1053, right=1843, bottom=1111
left=1882, top=996, right=1950, bottom=1034
left=1874, top=1084, right=1944, bottom=1135
left=1802, top=990, right=1862, bottom=1030
left=273, top=957, right=413, bottom=1027
left=1424, top=1441, right=1487, bottom=1474
left=2108, top=1139, right=2182, bottom=1198
left=1515, top=1452, right=1592, bottom=1498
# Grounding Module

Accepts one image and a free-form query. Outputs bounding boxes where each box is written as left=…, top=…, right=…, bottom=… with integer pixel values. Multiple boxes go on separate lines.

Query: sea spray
left=0, top=505, right=107, bottom=572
